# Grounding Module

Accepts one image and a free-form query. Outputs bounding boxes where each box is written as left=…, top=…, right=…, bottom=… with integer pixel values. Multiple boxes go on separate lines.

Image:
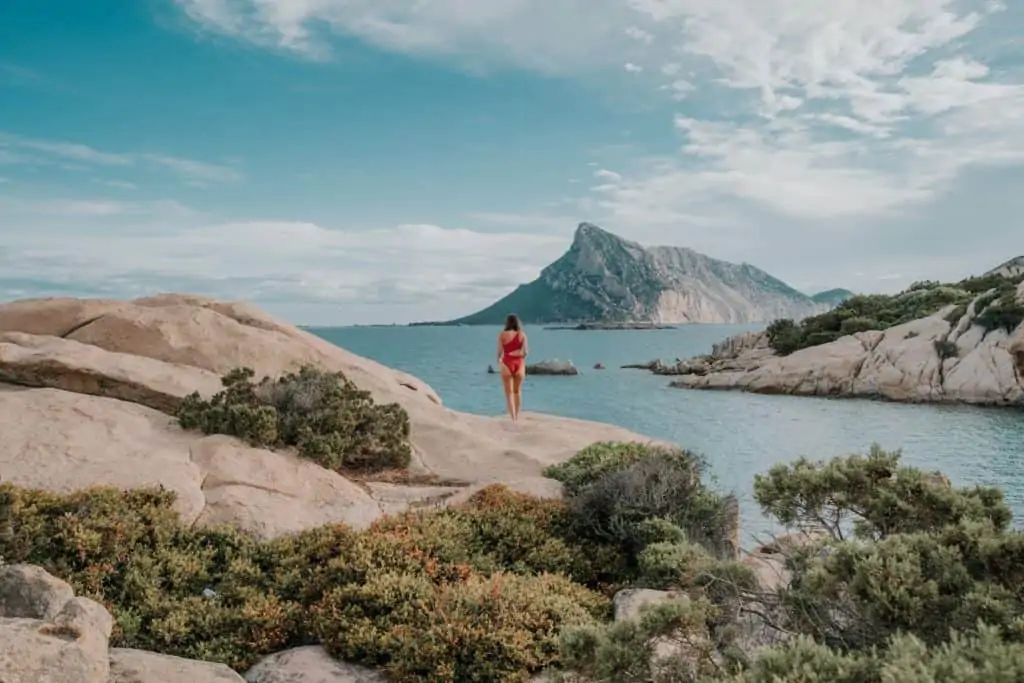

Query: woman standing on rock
left=497, top=314, right=528, bottom=421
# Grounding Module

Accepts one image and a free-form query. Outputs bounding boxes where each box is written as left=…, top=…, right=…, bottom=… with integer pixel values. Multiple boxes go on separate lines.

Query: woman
left=497, top=313, right=528, bottom=421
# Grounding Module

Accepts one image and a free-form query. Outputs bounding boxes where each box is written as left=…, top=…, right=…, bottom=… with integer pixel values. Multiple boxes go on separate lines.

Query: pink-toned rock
left=0, top=294, right=659, bottom=536
left=0, top=332, right=222, bottom=413
left=671, top=291, right=1024, bottom=406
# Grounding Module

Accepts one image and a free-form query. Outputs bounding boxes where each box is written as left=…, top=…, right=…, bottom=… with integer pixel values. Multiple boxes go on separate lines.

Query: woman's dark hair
left=504, top=314, right=521, bottom=331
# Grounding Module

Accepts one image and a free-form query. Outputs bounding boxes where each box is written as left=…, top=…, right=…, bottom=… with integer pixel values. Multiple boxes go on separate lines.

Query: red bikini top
left=502, top=333, right=524, bottom=353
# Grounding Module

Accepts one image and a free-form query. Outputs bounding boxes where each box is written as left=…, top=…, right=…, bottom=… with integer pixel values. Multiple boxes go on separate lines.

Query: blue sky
left=2, top=0, right=1023, bottom=324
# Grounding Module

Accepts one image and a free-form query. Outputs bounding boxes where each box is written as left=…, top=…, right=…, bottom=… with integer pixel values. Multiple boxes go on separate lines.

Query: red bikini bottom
left=502, top=356, right=525, bottom=374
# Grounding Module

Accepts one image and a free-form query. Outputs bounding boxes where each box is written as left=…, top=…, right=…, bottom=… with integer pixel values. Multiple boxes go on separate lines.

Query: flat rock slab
left=190, top=435, right=383, bottom=538
left=0, top=331, right=222, bottom=413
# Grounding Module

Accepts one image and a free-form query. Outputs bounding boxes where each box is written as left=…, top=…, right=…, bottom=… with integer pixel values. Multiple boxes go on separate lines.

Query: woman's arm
left=497, top=335, right=504, bottom=363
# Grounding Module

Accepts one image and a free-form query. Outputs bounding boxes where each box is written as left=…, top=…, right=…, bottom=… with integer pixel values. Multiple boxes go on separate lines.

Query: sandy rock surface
left=0, top=294, right=657, bottom=537
left=0, top=565, right=246, bottom=683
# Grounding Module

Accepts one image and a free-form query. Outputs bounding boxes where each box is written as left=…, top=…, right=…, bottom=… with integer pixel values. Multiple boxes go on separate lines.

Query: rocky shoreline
left=4, top=292, right=1024, bottom=680
left=628, top=281, right=1024, bottom=406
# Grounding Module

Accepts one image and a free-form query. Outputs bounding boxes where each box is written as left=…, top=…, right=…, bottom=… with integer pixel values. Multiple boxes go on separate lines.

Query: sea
left=311, top=324, right=1024, bottom=539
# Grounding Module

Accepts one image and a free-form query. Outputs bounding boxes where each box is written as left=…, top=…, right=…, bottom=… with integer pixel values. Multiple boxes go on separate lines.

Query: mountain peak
left=985, top=256, right=1024, bottom=279
left=574, top=221, right=622, bottom=241
left=446, top=223, right=841, bottom=325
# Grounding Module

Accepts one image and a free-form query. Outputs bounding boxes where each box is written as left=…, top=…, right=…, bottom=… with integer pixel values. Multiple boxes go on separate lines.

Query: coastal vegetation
left=177, top=365, right=412, bottom=473
left=765, top=272, right=1024, bottom=355
left=3, top=440, right=1023, bottom=681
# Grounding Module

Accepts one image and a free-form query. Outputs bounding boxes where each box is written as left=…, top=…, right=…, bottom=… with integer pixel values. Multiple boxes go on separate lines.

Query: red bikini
left=501, top=333, right=525, bottom=374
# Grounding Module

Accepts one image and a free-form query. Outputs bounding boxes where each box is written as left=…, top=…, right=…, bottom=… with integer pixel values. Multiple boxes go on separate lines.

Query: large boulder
left=0, top=564, right=247, bottom=683
left=0, top=294, right=657, bottom=535
left=110, top=649, right=245, bottom=683
left=245, top=646, right=385, bottom=683
left=0, top=386, right=382, bottom=539
left=0, top=564, right=113, bottom=683
left=526, top=359, right=579, bottom=376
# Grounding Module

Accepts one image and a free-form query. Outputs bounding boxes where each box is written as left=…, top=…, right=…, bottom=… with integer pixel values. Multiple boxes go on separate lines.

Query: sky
left=1, top=0, right=1023, bottom=325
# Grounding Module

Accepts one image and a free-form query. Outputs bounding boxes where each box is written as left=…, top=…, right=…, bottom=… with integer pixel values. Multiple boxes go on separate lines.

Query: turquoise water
left=311, top=324, right=1024, bottom=539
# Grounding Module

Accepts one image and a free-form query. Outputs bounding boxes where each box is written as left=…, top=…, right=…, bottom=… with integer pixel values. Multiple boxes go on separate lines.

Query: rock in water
left=526, top=359, right=579, bottom=376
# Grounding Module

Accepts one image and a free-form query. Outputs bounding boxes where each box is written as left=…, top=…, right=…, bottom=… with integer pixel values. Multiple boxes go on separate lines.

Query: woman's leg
left=511, top=370, right=525, bottom=420
left=500, top=368, right=515, bottom=420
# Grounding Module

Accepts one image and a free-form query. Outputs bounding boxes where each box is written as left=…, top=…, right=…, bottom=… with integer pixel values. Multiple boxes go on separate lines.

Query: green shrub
left=315, top=572, right=607, bottom=683
left=718, top=625, right=1024, bottom=683
left=178, top=365, right=411, bottom=473
left=934, top=339, right=959, bottom=360
left=546, top=444, right=737, bottom=562
left=838, top=316, right=879, bottom=335
left=544, top=443, right=704, bottom=497
left=557, top=598, right=726, bottom=682
left=945, top=304, right=968, bottom=324
left=752, top=445, right=1011, bottom=542
left=366, top=485, right=628, bottom=589
left=976, top=300, right=1024, bottom=333
left=777, top=522, right=1024, bottom=652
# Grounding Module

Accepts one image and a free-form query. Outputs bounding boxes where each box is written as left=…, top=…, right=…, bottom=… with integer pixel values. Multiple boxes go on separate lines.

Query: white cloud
left=584, top=1, right=1024, bottom=223
left=0, top=196, right=199, bottom=220
left=659, top=78, right=695, bottom=99
left=0, top=133, right=242, bottom=186
left=10, top=137, right=131, bottom=165
left=594, top=168, right=624, bottom=182
left=99, top=179, right=139, bottom=190
left=142, top=154, right=243, bottom=185
left=625, top=26, right=654, bottom=43
left=171, top=0, right=1024, bottom=225
left=174, top=0, right=648, bottom=73
left=0, top=206, right=568, bottom=321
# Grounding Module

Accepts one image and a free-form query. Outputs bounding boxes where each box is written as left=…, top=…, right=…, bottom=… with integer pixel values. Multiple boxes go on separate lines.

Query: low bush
left=976, top=297, right=1024, bottom=333
left=557, top=598, right=726, bottom=682
left=315, top=571, right=606, bottom=683
left=0, top=481, right=610, bottom=676
left=716, top=625, right=1024, bottom=682
left=545, top=443, right=738, bottom=563
left=177, top=365, right=411, bottom=473
left=934, top=338, right=959, bottom=360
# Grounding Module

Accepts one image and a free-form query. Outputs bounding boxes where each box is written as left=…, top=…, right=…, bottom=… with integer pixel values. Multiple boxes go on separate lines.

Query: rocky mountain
left=447, top=223, right=837, bottom=325
left=986, top=256, right=1024, bottom=279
